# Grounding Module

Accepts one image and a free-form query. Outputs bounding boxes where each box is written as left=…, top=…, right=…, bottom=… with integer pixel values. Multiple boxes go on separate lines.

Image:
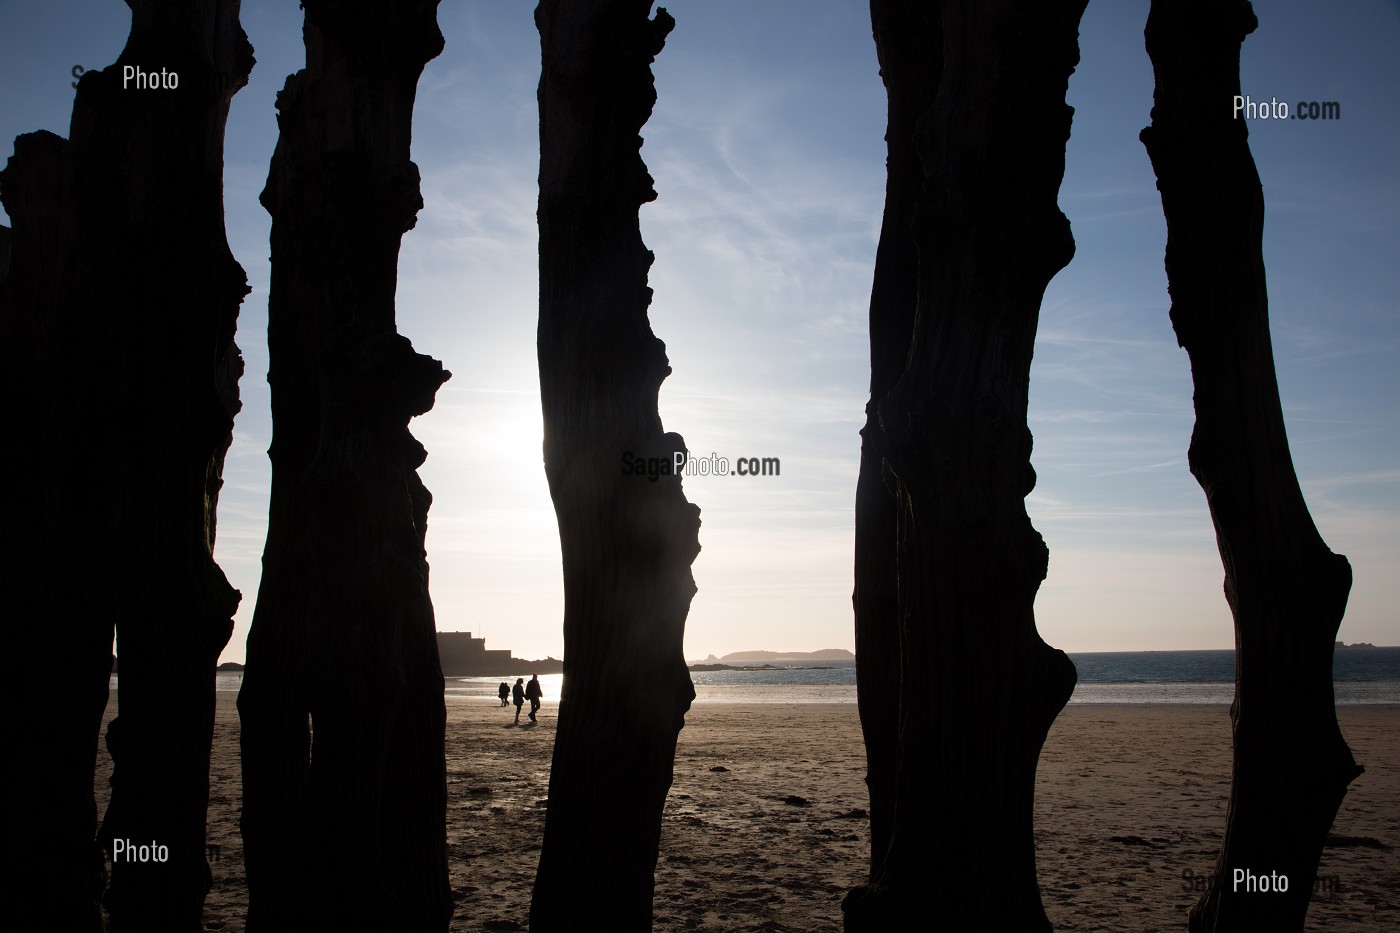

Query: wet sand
left=96, top=697, right=1399, bottom=931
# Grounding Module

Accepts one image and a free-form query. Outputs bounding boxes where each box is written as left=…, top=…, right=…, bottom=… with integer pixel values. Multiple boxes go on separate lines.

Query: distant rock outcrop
left=719, top=649, right=854, bottom=662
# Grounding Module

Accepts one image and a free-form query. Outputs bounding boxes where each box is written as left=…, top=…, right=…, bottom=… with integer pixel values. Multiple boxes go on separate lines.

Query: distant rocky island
left=1336, top=642, right=1379, bottom=649
left=687, top=648, right=855, bottom=672
left=115, top=659, right=247, bottom=674
left=713, top=649, right=854, bottom=662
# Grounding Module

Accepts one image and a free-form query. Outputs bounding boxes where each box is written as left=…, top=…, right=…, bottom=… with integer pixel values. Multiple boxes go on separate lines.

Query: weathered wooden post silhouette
left=846, top=1, right=1086, bottom=928
left=2, top=1, right=252, bottom=926
left=1140, top=2, right=1362, bottom=929
left=238, top=0, right=452, bottom=929
left=533, top=1, right=702, bottom=928
left=1, top=128, right=113, bottom=933
left=852, top=0, right=942, bottom=880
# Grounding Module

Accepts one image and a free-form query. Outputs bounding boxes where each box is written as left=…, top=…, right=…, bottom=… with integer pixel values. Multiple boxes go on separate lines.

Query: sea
left=203, top=647, right=1400, bottom=705
left=445, top=647, right=1400, bottom=706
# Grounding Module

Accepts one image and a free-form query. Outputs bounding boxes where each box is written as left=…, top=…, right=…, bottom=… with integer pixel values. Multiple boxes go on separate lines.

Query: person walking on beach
left=497, top=681, right=509, bottom=707
left=511, top=677, right=525, bottom=724
left=525, top=673, right=543, bottom=723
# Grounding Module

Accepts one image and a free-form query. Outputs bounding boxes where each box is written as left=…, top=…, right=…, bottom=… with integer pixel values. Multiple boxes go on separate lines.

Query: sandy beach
left=95, top=696, right=1398, bottom=931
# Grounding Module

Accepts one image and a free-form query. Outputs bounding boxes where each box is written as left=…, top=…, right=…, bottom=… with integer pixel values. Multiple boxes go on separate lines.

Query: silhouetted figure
left=526, top=674, right=543, bottom=723
left=498, top=682, right=510, bottom=707
left=512, top=678, right=526, bottom=725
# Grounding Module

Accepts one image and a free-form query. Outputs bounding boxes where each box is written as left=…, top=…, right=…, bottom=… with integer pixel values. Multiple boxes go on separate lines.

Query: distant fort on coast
left=436, top=631, right=562, bottom=676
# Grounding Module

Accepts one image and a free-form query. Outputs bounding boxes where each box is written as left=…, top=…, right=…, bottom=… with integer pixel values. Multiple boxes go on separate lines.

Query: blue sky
left=2, top=1, right=1397, bottom=662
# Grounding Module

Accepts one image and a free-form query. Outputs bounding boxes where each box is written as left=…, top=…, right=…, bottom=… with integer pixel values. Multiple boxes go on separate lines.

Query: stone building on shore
left=436, top=631, right=562, bottom=676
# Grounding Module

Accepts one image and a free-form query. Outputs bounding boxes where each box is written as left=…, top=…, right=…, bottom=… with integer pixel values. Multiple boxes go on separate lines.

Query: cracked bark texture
left=533, top=2, right=701, bottom=928
left=2, top=0, right=252, bottom=926
left=1140, top=3, right=1361, bottom=930
left=237, top=1, right=451, bottom=930
left=845, top=1, right=1085, bottom=929
left=853, top=0, right=942, bottom=882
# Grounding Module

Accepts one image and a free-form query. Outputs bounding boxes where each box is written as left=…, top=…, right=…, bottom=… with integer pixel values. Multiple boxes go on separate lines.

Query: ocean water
left=684, top=649, right=1400, bottom=704
left=1069, top=648, right=1400, bottom=704
left=201, top=647, right=1400, bottom=705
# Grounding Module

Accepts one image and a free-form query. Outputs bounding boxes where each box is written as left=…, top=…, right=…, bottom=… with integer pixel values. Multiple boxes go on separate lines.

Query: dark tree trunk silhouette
left=532, top=2, right=701, bottom=928
left=1140, top=3, right=1362, bottom=930
left=1, top=129, right=112, bottom=933
left=853, top=0, right=942, bottom=880
left=237, top=1, right=451, bottom=930
left=846, top=1, right=1085, bottom=929
left=2, top=0, right=252, bottom=925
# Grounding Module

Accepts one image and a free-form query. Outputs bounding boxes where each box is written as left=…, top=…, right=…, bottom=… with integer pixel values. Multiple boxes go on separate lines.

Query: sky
left=1, top=1, right=1397, bottom=663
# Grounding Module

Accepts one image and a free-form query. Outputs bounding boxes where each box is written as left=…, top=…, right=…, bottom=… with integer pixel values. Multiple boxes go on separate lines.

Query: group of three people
left=498, top=674, right=543, bottom=724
